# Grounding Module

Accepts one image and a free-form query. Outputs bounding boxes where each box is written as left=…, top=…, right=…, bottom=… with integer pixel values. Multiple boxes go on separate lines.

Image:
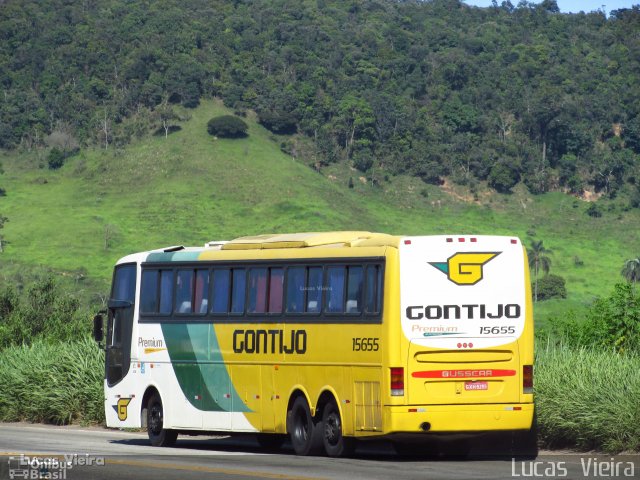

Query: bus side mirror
left=93, top=314, right=104, bottom=343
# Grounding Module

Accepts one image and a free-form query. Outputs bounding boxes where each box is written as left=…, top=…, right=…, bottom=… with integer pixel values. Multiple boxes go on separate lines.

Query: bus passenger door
left=105, top=264, right=137, bottom=387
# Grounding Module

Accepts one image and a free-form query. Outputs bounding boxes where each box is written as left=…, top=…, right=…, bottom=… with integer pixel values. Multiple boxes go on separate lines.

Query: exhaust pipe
left=420, top=422, right=431, bottom=432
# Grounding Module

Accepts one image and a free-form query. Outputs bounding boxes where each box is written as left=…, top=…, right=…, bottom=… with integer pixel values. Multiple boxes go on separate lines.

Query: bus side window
left=346, top=266, right=363, bottom=314
left=325, top=266, right=345, bottom=313
left=231, top=268, right=246, bottom=314
left=211, top=269, right=230, bottom=314
left=307, top=267, right=322, bottom=313
left=176, top=269, right=194, bottom=313
left=140, top=270, right=159, bottom=313
left=286, top=267, right=305, bottom=313
left=268, top=268, right=284, bottom=313
left=248, top=268, right=268, bottom=313
left=195, top=269, right=209, bottom=314
left=365, top=265, right=381, bottom=314
left=159, top=270, right=174, bottom=314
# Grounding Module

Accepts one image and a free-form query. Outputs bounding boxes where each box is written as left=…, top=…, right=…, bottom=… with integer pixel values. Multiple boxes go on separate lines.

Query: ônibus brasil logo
left=429, top=252, right=500, bottom=286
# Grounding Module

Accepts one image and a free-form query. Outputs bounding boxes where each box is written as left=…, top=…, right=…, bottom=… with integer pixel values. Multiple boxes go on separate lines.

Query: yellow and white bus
left=94, top=231, right=536, bottom=457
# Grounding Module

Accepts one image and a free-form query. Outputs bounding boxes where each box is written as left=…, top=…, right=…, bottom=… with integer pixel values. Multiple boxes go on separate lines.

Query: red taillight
left=523, top=365, right=533, bottom=394
left=390, top=367, right=404, bottom=396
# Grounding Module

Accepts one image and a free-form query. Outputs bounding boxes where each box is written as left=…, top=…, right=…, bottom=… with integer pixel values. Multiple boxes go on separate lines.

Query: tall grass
left=0, top=338, right=638, bottom=453
left=0, top=338, right=104, bottom=424
left=535, top=342, right=640, bottom=453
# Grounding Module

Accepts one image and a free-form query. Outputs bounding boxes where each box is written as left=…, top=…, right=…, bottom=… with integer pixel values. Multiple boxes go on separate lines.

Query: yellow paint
left=144, top=347, right=167, bottom=354
left=447, top=252, right=499, bottom=285
left=116, top=398, right=132, bottom=421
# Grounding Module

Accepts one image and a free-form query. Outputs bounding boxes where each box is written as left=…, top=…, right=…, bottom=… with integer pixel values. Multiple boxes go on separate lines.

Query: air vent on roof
left=163, top=245, right=185, bottom=253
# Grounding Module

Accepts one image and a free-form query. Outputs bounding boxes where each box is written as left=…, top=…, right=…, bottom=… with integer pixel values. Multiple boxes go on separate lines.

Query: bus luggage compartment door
left=407, top=343, right=521, bottom=405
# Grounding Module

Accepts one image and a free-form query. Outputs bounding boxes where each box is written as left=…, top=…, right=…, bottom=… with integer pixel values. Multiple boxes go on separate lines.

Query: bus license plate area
left=464, top=381, right=488, bottom=391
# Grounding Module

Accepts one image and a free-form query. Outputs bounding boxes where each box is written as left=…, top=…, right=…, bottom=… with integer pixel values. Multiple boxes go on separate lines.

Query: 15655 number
left=352, top=337, right=379, bottom=351
left=479, top=326, right=515, bottom=335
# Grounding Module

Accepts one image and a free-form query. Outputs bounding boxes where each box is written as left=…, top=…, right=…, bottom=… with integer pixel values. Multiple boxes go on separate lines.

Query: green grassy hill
left=1, top=99, right=638, bottom=324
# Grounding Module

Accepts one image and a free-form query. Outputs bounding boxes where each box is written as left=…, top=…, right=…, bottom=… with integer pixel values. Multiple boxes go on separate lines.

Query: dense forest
left=1, top=0, right=640, bottom=199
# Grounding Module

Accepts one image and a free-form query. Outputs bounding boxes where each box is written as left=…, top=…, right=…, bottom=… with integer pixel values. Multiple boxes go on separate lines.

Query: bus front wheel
left=287, top=396, right=323, bottom=456
left=147, top=392, right=177, bottom=447
left=321, top=400, right=355, bottom=457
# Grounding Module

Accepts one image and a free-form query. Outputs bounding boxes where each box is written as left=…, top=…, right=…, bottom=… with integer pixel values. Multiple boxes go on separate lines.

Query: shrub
left=535, top=274, right=567, bottom=301
left=206, top=115, right=248, bottom=138
left=584, top=283, right=640, bottom=353
left=47, top=147, right=65, bottom=170
left=0, top=276, right=90, bottom=348
left=544, top=283, right=640, bottom=354
left=586, top=202, right=602, bottom=217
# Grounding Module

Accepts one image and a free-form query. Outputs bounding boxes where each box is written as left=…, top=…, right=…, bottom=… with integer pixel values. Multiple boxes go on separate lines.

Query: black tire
left=256, top=433, right=286, bottom=450
left=512, top=413, right=538, bottom=459
left=287, top=396, right=323, bottom=456
left=147, top=392, right=178, bottom=447
left=321, top=400, right=355, bottom=457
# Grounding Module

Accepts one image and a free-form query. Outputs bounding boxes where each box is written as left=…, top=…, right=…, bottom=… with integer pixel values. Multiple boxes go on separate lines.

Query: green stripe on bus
left=146, top=251, right=202, bottom=263
left=161, top=323, right=250, bottom=413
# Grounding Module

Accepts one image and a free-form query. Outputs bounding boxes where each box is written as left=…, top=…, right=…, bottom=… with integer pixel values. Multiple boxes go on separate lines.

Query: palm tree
left=621, top=257, right=640, bottom=293
left=527, top=239, right=552, bottom=303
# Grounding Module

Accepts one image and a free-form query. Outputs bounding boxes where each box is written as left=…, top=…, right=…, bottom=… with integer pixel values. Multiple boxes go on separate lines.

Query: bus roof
left=220, top=231, right=400, bottom=250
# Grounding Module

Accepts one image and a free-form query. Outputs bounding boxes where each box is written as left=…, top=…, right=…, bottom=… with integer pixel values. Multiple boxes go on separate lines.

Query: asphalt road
left=0, top=424, right=637, bottom=480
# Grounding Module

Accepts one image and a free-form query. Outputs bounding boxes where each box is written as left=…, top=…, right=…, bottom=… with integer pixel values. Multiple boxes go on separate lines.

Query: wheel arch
left=140, top=384, right=161, bottom=428
left=286, top=387, right=312, bottom=428
left=315, top=387, right=342, bottom=422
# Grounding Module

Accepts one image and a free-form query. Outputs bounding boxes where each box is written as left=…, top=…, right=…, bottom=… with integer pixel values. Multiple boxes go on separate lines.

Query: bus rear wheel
left=147, top=392, right=177, bottom=447
left=322, top=400, right=355, bottom=457
left=287, top=396, right=323, bottom=456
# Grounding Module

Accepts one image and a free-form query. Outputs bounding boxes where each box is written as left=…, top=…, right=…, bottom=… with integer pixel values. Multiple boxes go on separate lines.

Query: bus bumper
left=384, top=403, right=535, bottom=433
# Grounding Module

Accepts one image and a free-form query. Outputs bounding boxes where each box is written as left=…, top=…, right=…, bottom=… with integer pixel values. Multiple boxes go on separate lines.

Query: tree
left=207, top=115, right=249, bottom=139
left=527, top=239, right=552, bottom=302
left=153, top=101, right=180, bottom=139
left=621, top=257, right=640, bottom=292
left=488, top=161, right=520, bottom=193
left=535, top=274, right=567, bottom=301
